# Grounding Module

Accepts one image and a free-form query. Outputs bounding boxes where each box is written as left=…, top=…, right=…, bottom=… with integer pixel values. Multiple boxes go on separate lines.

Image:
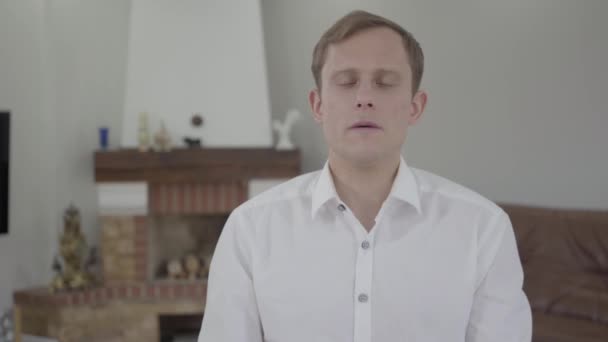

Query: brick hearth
left=13, top=282, right=207, bottom=308
left=13, top=148, right=301, bottom=342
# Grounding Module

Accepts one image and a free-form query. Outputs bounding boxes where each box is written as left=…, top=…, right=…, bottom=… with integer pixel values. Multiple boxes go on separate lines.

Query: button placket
left=353, top=231, right=374, bottom=342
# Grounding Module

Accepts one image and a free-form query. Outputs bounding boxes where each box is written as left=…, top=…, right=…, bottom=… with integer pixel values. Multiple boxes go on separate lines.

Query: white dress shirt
left=198, top=157, right=532, bottom=342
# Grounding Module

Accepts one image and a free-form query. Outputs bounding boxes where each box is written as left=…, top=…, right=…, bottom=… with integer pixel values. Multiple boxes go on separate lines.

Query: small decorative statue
left=154, top=120, right=172, bottom=152
left=0, top=309, right=13, bottom=342
left=184, top=254, right=201, bottom=280
left=137, top=111, right=151, bottom=152
left=167, top=258, right=185, bottom=279
left=183, top=113, right=204, bottom=148
left=183, top=137, right=201, bottom=148
left=50, top=204, right=95, bottom=292
left=272, top=108, right=301, bottom=150
left=191, top=113, right=204, bottom=127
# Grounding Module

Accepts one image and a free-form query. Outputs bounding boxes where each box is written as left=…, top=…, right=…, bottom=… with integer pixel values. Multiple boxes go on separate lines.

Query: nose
left=355, top=82, right=375, bottom=110
left=356, top=102, right=374, bottom=109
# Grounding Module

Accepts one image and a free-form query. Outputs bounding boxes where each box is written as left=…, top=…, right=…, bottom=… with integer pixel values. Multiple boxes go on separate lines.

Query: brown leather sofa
left=501, top=204, right=608, bottom=342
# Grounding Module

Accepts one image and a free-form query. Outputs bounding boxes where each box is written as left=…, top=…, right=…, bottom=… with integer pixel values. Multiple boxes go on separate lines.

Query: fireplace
left=149, top=214, right=225, bottom=281
left=99, top=180, right=245, bottom=285
left=13, top=148, right=300, bottom=342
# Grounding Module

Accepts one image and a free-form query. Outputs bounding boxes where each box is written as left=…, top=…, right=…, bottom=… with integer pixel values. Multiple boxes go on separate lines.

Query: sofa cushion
left=502, top=205, right=608, bottom=329
left=533, top=311, right=608, bottom=342
left=525, top=270, right=608, bottom=323
left=504, top=205, right=608, bottom=273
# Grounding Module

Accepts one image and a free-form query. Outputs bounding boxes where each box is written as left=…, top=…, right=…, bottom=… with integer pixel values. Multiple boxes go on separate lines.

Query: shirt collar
left=310, top=156, right=421, bottom=218
left=390, top=156, right=422, bottom=213
left=310, top=160, right=338, bottom=218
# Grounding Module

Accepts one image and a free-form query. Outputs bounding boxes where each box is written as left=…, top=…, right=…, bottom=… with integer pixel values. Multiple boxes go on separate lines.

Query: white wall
left=0, top=0, right=130, bottom=312
left=121, top=0, right=273, bottom=148
left=261, top=0, right=608, bottom=209
left=0, top=0, right=53, bottom=313
left=47, top=0, right=131, bottom=257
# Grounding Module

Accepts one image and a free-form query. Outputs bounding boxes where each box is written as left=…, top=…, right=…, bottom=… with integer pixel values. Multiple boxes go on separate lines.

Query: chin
left=337, top=148, right=386, bottom=165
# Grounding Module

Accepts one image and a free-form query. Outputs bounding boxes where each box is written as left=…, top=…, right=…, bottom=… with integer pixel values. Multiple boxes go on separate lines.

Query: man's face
left=309, top=27, right=427, bottom=165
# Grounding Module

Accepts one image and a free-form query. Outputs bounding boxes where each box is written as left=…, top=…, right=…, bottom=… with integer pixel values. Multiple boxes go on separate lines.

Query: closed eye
left=376, top=81, right=394, bottom=88
left=374, top=70, right=401, bottom=88
left=337, top=80, right=357, bottom=87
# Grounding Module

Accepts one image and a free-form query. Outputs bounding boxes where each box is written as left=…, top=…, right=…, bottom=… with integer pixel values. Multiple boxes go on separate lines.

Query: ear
left=308, top=88, right=323, bottom=123
left=408, top=89, right=428, bottom=125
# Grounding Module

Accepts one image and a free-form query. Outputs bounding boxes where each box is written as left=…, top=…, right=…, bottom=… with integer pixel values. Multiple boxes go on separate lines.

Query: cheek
left=383, top=99, right=411, bottom=120
left=320, top=93, right=350, bottom=124
left=399, top=98, right=415, bottom=119
left=323, top=87, right=356, bottom=109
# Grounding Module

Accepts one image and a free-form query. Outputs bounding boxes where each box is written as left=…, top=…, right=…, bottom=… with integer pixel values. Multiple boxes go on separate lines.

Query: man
left=198, top=10, right=531, bottom=342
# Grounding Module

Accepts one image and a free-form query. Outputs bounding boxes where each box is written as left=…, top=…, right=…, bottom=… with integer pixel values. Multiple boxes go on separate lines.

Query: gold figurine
left=51, top=204, right=95, bottom=292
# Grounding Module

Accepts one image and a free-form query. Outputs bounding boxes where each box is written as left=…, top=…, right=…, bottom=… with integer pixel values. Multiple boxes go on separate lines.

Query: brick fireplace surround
left=13, top=148, right=300, bottom=342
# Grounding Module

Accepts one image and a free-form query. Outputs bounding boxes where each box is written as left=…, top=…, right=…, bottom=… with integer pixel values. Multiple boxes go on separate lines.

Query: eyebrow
left=329, top=68, right=358, bottom=81
left=329, top=68, right=402, bottom=80
left=373, top=69, right=401, bottom=79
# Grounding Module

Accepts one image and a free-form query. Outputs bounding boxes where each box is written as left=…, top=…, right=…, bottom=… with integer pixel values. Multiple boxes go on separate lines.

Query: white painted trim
left=97, top=182, right=148, bottom=215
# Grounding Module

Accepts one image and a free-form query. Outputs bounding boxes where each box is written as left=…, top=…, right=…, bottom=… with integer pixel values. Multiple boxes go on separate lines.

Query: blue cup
left=99, top=127, right=109, bottom=150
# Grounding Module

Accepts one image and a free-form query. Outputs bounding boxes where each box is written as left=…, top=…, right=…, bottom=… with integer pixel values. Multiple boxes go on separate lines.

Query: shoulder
left=411, top=167, right=506, bottom=219
left=411, top=168, right=514, bottom=277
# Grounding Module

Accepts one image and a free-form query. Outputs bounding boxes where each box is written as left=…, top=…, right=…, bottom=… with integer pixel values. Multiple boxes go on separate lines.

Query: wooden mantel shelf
left=94, top=148, right=301, bottom=183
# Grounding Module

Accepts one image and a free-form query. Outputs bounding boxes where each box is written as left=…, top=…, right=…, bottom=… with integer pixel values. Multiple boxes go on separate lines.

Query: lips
left=349, top=120, right=381, bottom=130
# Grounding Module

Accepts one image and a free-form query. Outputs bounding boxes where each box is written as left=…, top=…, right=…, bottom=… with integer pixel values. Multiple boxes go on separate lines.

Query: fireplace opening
left=159, top=313, right=204, bottom=342
left=149, top=215, right=226, bottom=281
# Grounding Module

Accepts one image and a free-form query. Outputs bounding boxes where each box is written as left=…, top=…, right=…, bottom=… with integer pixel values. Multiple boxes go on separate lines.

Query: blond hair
left=311, top=10, right=424, bottom=94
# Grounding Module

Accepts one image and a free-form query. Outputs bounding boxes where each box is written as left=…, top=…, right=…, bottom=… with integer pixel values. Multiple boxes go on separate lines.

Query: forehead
left=323, top=27, right=411, bottom=75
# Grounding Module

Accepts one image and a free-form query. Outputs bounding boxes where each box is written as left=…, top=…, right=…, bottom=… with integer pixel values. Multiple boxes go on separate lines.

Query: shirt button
left=337, top=204, right=346, bottom=212
left=361, top=240, right=370, bottom=250
left=358, top=293, right=369, bottom=303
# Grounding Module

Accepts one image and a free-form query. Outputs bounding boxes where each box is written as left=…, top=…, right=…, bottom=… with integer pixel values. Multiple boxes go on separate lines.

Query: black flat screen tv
left=1, top=111, right=9, bottom=235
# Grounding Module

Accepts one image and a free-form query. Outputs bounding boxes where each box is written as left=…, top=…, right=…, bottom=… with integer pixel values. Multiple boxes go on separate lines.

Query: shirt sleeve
left=197, top=207, right=263, bottom=342
left=466, top=211, right=533, bottom=342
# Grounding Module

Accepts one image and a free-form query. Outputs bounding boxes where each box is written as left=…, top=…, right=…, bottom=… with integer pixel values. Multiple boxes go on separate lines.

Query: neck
left=328, top=151, right=400, bottom=231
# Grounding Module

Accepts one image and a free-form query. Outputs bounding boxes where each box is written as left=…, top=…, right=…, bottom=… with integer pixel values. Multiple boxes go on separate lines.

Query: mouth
left=349, top=120, right=382, bottom=130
